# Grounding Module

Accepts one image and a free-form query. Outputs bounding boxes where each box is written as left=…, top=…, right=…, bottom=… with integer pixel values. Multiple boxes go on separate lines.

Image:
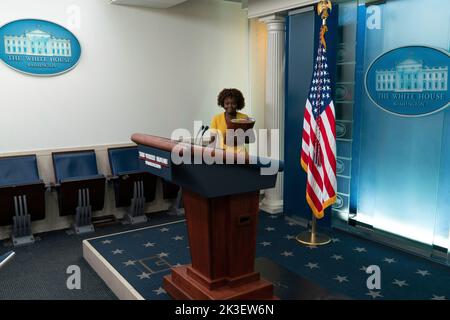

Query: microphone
left=199, top=126, right=209, bottom=146
left=201, top=126, right=209, bottom=137
left=195, top=125, right=205, bottom=145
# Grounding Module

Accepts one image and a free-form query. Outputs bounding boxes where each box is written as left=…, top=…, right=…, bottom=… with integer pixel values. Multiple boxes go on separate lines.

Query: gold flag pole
left=296, top=0, right=333, bottom=247
left=296, top=214, right=331, bottom=246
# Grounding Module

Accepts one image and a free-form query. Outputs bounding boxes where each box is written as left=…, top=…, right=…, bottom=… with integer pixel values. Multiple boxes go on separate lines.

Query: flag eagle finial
left=317, top=0, right=332, bottom=48
left=317, top=0, right=332, bottom=21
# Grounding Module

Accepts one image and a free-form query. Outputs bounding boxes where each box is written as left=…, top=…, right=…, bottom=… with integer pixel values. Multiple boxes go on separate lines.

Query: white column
left=259, top=15, right=286, bottom=214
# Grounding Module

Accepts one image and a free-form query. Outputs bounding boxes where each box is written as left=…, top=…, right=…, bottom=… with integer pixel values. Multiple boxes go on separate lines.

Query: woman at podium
left=210, top=88, right=254, bottom=153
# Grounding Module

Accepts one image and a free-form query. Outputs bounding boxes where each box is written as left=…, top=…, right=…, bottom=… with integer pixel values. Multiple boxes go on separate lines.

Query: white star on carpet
left=305, top=262, right=319, bottom=269
left=285, top=235, right=295, bottom=240
left=101, top=239, right=112, bottom=244
left=157, top=252, right=169, bottom=258
left=260, top=241, right=272, bottom=247
left=360, top=266, right=367, bottom=271
left=431, top=295, right=446, bottom=300
left=287, top=221, right=300, bottom=226
left=137, top=272, right=151, bottom=280
left=123, top=260, right=137, bottom=266
left=366, top=291, right=383, bottom=299
left=331, top=238, right=340, bottom=243
left=153, top=287, right=167, bottom=295
left=383, top=257, right=396, bottom=264
left=143, top=242, right=155, bottom=248
left=280, top=251, right=293, bottom=257
left=307, top=245, right=318, bottom=250
left=269, top=215, right=278, bottom=219
left=265, top=227, right=275, bottom=231
left=416, top=269, right=430, bottom=276
left=173, top=263, right=183, bottom=267
left=159, top=227, right=170, bottom=232
left=392, top=279, right=408, bottom=287
left=172, top=235, right=184, bottom=241
left=112, top=249, right=124, bottom=255
left=354, top=247, right=367, bottom=253
left=330, top=254, right=343, bottom=260
left=333, top=275, right=348, bottom=283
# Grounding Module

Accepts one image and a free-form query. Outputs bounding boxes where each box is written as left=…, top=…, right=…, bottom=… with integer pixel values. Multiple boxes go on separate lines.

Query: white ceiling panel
left=110, top=0, right=189, bottom=9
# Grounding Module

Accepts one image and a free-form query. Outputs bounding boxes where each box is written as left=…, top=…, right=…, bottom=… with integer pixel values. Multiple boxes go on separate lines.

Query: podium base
left=296, top=231, right=331, bottom=246
left=164, top=266, right=277, bottom=300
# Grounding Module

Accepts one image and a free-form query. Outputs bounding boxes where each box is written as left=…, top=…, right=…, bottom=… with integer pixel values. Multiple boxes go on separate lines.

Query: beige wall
left=248, top=19, right=267, bottom=134
left=0, top=0, right=249, bottom=153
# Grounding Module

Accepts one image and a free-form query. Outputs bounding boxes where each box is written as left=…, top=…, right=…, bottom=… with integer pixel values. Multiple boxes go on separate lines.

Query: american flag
left=300, top=38, right=337, bottom=219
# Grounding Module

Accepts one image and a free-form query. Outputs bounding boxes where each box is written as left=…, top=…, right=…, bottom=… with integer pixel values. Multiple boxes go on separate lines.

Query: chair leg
left=74, top=188, right=94, bottom=234
left=168, top=189, right=185, bottom=217
left=123, top=180, right=148, bottom=225
left=11, top=195, right=35, bottom=247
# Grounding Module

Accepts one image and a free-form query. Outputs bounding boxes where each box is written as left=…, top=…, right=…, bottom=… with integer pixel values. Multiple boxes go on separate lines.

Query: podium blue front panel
left=137, top=145, right=172, bottom=181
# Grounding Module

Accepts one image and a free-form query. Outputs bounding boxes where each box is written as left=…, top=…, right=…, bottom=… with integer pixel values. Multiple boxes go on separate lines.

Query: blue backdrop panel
left=350, top=0, right=450, bottom=247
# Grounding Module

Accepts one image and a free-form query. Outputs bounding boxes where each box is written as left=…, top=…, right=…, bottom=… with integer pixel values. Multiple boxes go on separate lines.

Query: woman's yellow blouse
left=210, top=112, right=248, bottom=151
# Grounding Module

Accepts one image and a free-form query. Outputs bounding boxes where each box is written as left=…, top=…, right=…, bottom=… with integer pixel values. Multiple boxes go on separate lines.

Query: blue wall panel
left=284, top=5, right=339, bottom=226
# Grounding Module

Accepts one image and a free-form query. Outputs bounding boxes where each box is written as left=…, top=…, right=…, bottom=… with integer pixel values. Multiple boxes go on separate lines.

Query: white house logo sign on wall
left=366, top=46, right=449, bottom=117
left=0, top=19, right=81, bottom=76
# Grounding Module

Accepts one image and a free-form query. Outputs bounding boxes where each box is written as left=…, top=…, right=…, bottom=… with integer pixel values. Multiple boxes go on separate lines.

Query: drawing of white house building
left=4, top=29, right=71, bottom=57
left=375, top=59, right=448, bottom=92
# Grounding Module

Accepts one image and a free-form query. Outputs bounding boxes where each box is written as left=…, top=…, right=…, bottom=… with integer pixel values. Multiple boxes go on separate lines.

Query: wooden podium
left=131, top=133, right=282, bottom=300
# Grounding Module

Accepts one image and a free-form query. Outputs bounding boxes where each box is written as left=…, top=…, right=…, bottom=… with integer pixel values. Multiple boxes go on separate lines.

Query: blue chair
left=52, top=150, right=105, bottom=234
left=0, top=155, right=45, bottom=246
left=108, top=146, right=156, bottom=224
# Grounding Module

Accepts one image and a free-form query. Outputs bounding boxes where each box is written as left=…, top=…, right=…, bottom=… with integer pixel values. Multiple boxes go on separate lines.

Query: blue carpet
left=0, top=211, right=183, bottom=300
left=87, top=213, right=450, bottom=300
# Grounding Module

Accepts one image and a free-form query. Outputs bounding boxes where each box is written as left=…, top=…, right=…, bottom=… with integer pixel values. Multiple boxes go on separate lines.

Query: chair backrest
left=52, top=150, right=99, bottom=183
left=108, top=147, right=140, bottom=176
left=0, top=155, right=40, bottom=187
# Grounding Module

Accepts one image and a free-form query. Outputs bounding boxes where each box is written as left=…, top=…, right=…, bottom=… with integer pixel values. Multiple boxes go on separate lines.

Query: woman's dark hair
left=217, top=88, right=245, bottom=110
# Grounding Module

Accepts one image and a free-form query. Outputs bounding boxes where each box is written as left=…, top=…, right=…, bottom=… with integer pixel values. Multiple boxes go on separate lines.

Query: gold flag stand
left=296, top=0, right=333, bottom=247
left=296, top=215, right=331, bottom=246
